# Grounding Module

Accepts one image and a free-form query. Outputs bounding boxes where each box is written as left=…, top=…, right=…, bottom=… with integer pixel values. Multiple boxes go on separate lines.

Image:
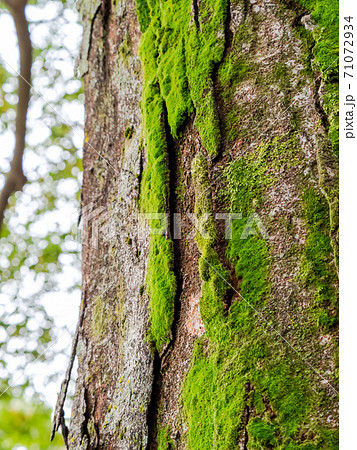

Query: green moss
left=299, top=189, right=338, bottom=329
left=136, top=0, right=229, bottom=153
left=183, top=327, right=333, bottom=449
left=146, top=235, right=177, bottom=351
left=124, top=125, right=134, bottom=139
left=92, top=295, right=111, bottom=340
left=322, top=82, right=339, bottom=154
left=157, top=426, right=174, bottom=450
left=185, top=0, right=229, bottom=156
left=136, top=0, right=231, bottom=351
left=182, top=134, right=337, bottom=448
left=219, top=22, right=257, bottom=94
left=139, top=285, right=145, bottom=296
left=138, top=79, right=176, bottom=351
left=225, top=133, right=300, bottom=212
left=226, top=222, right=270, bottom=314
left=294, top=0, right=339, bottom=153
left=247, top=418, right=278, bottom=448
left=224, top=107, right=249, bottom=142
left=191, top=153, right=217, bottom=249
left=191, top=153, right=228, bottom=338
left=135, top=0, right=150, bottom=32
left=137, top=1, right=193, bottom=139
left=296, top=0, right=338, bottom=79
left=282, top=0, right=339, bottom=265
left=133, top=0, right=338, bottom=445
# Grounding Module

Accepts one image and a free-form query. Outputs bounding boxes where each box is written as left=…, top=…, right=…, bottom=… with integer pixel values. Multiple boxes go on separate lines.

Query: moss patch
left=133, top=0, right=338, bottom=445
left=92, top=282, right=126, bottom=344
left=146, top=235, right=177, bottom=351
left=124, top=125, right=134, bottom=139
left=191, top=152, right=228, bottom=339
left=157, top=425, right=174, bottom=449
left=138, top=79, right=176, bottom=351
left=183, top=332, right=337, bottom=449
left=295, top=0, right=338, bottom=78
left=299, top=189, right=338, bottom=329
left=92, top=295, right=112, bottom=340
left=182, top=134, right=337, bottom=447
left=294, top=0, right=339, bottom=153
left=136, top=0, right=229, bottom=152
left=135, top=0, right=231, bottom=351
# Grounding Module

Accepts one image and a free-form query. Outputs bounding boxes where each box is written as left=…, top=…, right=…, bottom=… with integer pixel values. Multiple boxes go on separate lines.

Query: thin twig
left=0, top=0, right=32, bottom=229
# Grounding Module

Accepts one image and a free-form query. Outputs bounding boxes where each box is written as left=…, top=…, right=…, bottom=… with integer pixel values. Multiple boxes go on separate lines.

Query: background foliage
left=0, top=0, right=83, bottom=447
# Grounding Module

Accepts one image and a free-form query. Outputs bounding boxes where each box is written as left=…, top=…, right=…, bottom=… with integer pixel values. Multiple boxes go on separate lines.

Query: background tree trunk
left=68, top=0, right=338, bottom=448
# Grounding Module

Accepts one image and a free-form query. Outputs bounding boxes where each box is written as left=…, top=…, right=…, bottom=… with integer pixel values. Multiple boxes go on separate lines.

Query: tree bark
left=66, top=0, right=338, bottom=448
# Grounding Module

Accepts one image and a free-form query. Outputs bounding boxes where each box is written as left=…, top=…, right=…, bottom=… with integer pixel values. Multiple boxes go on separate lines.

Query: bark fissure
left=210, top=0, right=232, bottom=160
left=102, top=0, right=112, bottom=78
left=86, top=4, right=101, bottom=71
left=314, top=76, right=330, bottom=130
left=137, top=147, right=144, bottom=201
left=147, top=101, right=184, bottom=449
left=192, top=0, right=199, bottom=29
left=241, top=383, right=254, bottom=450
left=209, top=0, right=243, bottom=314
left=81, top=387, right=92, bottom=449
left=164, top=102, right=184, bottom=356
left=291, top=10, right=309, bottom=27
left=147, top=352, right=161, bottom=449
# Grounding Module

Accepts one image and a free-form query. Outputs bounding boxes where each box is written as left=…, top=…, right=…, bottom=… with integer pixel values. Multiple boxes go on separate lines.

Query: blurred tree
left=0, top=0, right=31, bottom=228
left=0, top=386, right=65, bottom=449
left=0, top=0, right=83, bottom=446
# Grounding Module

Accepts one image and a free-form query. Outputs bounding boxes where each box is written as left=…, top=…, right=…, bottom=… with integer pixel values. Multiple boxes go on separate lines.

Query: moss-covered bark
left=68, top=0, right=338, bottom=447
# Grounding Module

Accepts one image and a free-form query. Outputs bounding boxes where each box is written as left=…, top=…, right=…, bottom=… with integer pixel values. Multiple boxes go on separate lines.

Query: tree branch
left=51, top=296, right=86, bottom=447
left=0, top=0, right=32, bottom=229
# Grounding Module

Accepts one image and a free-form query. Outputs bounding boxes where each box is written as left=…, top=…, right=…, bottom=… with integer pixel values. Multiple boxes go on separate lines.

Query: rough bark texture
left=68, top=0, right=338, bottom=448
left=70, top=0, right=153, bottom=447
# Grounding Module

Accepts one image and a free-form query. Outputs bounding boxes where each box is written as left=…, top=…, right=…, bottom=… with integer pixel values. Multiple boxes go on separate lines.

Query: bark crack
left=146, top=101, right=184, bottom=450
left=210, top=0, right=232, bottom=161
left=137, top=145, right=144, bottom=201
left=102, top=0, right=112, bottom=78
left=241, top=382, right=254, bottom=450
left=313, top=76, right=330, bottom=130
left=80, top=387, right=91, bottom=449
left=191, top=0, right=199, bottom=29
left=87, top=4, right=101, bottom=69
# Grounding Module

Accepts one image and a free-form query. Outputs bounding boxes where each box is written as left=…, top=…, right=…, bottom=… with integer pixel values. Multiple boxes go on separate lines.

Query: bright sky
left=0, top=2, right=83, bottom=413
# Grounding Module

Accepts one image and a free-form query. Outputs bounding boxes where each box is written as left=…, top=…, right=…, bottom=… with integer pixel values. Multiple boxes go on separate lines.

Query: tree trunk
left=68, top=0, right=338, bottom=448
